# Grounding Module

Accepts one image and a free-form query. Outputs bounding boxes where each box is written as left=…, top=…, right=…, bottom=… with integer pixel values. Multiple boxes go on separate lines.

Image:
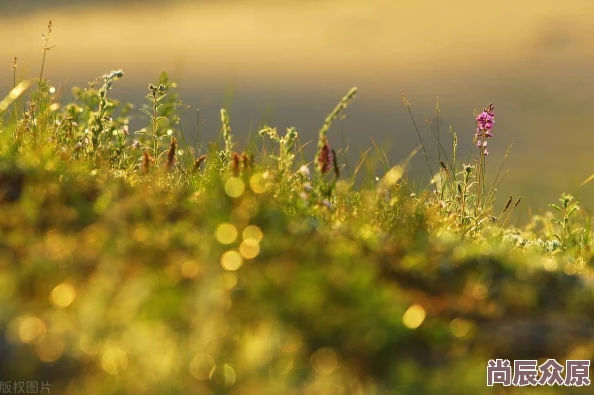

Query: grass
left=1, top=22, right=594, bottom=395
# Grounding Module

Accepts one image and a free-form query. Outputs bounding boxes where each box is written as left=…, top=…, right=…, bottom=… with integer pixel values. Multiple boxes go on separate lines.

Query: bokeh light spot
left=18, top=316, right=46, bottom=344
left=225, top=177, right=245, bottom=198
left=220, top=250, right=243, bottom=271
left=239, top=240, right=260, bottom=259
left=101, top=346, right=128, bottom=375
left=222, top=272, right=238, bottom=290
left=35, top=336, right=65, bottom=362
left=249, top=173, right=267, bottom=194
left=216, top=223, right=238, bottom=245
left=50, top=282, right=76, bottom=308
left=543, top=258, right=557, bottom=272
left=209, top=363, right=236, bottom=388
left=472, top=284, right=488, bottom=300
left=450, top=318, right=473, bottom=338
left=189, top=353, right=216, bottom=380
left=311, top=347, right=340, bottom=375
left=402, top=304, right=426, bottom=329
left=242, top=225, right=263, bottom=243
left=79, top=335, right=100, bottom=356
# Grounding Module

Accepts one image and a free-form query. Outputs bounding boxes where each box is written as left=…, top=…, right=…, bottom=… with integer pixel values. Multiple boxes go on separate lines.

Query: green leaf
left=567, top=205, right=580, bottom=217
left=139, top=108, right=153, bottom=119
left=549, top=204, right=563, bottom=215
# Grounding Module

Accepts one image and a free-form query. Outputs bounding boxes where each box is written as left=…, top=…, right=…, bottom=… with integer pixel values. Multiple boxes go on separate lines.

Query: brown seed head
left=193, top=154, right=207, bottom=174
left=232, top=152, right=240, bottom=176
left=166, top=137, right=177, bottom=171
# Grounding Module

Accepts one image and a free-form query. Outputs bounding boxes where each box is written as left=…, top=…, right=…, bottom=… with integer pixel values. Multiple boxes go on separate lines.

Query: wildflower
left=481, top=141, right=489, bottom=155
left=318, top=137, right=333, bottom=174
left=475, top=103, right=495, bottom=138
left=123, top=125, right=129, bottom=135
left=303, top=182, right=313, bottom=192
left=131, top=140, right=141, bottom=149
left=299, top=165, right=310, bottom=177
left=322, top=199, right=333, bottom=210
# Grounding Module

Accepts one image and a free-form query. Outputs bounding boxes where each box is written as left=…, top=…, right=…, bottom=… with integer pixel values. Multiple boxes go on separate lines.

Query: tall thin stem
left=11, top=57, right=18, bottom=121
left=402, top=92, right=435, bottom=191
left=36, top=21, right=53, bottom=112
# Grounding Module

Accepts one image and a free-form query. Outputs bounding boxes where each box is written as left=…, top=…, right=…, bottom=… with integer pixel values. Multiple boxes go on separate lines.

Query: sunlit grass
left=1, top=21, right=594, bottom=395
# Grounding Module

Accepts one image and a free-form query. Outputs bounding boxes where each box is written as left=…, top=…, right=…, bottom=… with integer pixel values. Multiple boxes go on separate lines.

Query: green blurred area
left=1, top=129, right=593, bottom=394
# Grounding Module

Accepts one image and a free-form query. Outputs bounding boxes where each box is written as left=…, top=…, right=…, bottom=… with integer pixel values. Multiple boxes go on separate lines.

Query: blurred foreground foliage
left=1, top=64, right=594, bottom=395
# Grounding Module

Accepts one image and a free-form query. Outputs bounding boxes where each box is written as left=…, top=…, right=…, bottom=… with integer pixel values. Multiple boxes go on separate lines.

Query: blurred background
left=2, top=0, right=594, bottom=217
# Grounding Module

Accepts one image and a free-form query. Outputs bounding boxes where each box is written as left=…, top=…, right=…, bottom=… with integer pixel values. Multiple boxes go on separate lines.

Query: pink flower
left=475, top=103, right=495, bottom=138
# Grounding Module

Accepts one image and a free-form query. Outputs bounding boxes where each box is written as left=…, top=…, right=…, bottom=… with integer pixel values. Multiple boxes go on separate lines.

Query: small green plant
left=138, top=82, right=167, bottom=159
left=549, top=193, right=583, bottom=247
left=258, top=126, right=299, bottom=176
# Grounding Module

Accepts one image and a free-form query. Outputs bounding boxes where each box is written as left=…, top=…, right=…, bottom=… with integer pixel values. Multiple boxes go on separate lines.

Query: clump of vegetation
left=1, top=22, right=594, bottom=395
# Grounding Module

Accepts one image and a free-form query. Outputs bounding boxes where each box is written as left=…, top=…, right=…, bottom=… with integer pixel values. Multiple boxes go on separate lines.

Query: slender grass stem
left=402, top=92, right=435, bottom=191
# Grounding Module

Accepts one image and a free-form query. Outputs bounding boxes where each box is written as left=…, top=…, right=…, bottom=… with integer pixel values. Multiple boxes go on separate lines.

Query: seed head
left=166, top=137, right=177, bottom=171
left=142, top=150, right=154, bottom=174
left=240, top=151, right=252, bottom=173
left=232, top=152, right=240, bottom=176
left=193, top=155, right=207, bottom=174
left=318, top=137, right=333, bottom=174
